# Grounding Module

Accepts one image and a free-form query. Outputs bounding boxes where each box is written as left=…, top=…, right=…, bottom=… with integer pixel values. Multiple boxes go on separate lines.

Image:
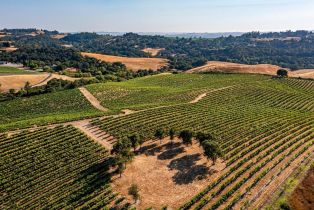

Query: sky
left=1, top=0, right=314, bottom=33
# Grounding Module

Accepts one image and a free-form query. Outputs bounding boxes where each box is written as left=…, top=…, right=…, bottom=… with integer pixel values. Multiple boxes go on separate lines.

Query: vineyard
left=86, top=73, right=269, bottom=112
left=0, top=89, right=102, bottom=131
left=0, top=73, right=313, bottom=209
left=0, top=125, right=127, bottom=209
left=90, top=75, right=314, bottom=209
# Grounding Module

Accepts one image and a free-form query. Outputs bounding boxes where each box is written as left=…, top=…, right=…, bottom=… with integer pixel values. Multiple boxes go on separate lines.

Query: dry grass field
left=187, top=61, right=281, bottom=75
left=187, top=61, right=314, bottom=79
left=142, top=48, right=165, bottom=56
left=0, top=47, right=18, bottom=52
left=0, top=73, right=77, bottom=92
left=289, top=69, right=314, bottom=79
left=81, top=52, right=168, bottom=71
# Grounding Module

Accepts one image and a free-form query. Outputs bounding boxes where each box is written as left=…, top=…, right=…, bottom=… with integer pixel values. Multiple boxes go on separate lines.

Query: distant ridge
left=96, top=32, right=244, bottom=38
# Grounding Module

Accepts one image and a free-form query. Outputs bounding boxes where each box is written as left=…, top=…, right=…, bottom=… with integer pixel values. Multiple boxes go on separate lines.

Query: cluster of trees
left=154, top=128, right=224, bottom=165
left=110, top=128, right=223, bottom=179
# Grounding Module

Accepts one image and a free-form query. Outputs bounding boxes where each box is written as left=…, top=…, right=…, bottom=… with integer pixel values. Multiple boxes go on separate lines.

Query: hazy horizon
left=1, top=0, right=314, bottom=33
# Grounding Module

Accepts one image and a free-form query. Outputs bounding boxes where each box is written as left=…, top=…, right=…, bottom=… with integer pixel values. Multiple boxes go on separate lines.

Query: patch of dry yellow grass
left=186, top=61, right=282, bottom=75
left=81, top=52, right=168, bottom=71
left=0, top=73, right=77, bottom=92
left=142, top=48, right=165, bottom=56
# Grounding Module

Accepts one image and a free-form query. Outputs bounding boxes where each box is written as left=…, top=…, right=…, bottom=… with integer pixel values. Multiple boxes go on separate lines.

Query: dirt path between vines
left=71, top=120, right=114, bottom=149
left=79, top=87, right=108, bottom=112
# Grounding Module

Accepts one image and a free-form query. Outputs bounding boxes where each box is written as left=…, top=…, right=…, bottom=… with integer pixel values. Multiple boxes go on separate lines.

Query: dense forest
left=1, top=29, right=314, bottom=71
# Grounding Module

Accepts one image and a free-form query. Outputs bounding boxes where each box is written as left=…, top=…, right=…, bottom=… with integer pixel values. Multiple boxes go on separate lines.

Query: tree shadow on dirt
left=140, top=141, right=182, bottom=157
left=157, top=146, right=185, bottom=160
left=168, top=154, right=209, bottom=185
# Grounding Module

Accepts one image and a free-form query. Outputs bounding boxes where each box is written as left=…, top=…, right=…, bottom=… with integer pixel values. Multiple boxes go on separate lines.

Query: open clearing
left=81, top=52, right=168, bottom=71
left=0, top=47, right=18, bottom=52
left=142, top=47, right=165, bottom=56
left=186, top=61, right=314, bottom=79
left=0, top=73, right=77, bottom=92
left=112, top=138, right=225, bottom=209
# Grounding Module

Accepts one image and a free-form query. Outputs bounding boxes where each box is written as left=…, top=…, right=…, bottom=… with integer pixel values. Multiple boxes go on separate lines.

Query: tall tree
left=154, top=128, right=165, bottom=144
left=169, top=128, right=176, bottom=144
left=201, top=140, right=223, bottom=165
left=128, top=134, right=139, bottom=151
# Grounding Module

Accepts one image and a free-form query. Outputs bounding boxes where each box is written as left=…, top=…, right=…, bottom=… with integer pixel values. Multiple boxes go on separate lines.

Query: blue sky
left=1, top=0, right=314, bottom=32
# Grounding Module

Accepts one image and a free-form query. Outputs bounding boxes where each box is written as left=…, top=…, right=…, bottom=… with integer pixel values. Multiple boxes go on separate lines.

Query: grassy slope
left=0, top=89, right=102, bottom=131
left=87, top=73, right=270, bottom=112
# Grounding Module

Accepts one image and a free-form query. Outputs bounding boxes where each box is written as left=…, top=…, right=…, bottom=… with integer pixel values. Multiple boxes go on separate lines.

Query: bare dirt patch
left=81, top=52, right=168, bottom=71
left=289, top=167, right=314, bottom=210
left=142, top=48, right=165, bottom=56
left=112, top=138, right=225, bottom=209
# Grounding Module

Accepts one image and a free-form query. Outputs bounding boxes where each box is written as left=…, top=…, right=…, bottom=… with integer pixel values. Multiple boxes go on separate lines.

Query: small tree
left=179, top=130, right=193, bottom=145
left=128, top=184, right=140, bottom=203
left=195, top=132, right=214, bottom=145
left=277, top=69, right=288, bottom=77
left=24, top=81, right=31, bottom=95
left=138, top=134, right=145, bottom=149
left=169, top=128, right=176, bottom=144
left=116, top=157, right=126, bottom=178
left=154, top=128, right=165, bottom=144
left=202, top=140, right=223, bottom=165
left=128, top=134, right=139, bottom=151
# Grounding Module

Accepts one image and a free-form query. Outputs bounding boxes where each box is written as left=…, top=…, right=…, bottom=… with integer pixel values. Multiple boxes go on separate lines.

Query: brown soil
left=79, top=87, right=108, bottom=112
left=289, top=167, right=314, bottom=210
left=112, top=138, right=225, bottom=209
left=81, top=52, right=168, bottom=71
left=142, top=48, right=165, bottom=56
left=0, top=73, right=77, bottom=92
